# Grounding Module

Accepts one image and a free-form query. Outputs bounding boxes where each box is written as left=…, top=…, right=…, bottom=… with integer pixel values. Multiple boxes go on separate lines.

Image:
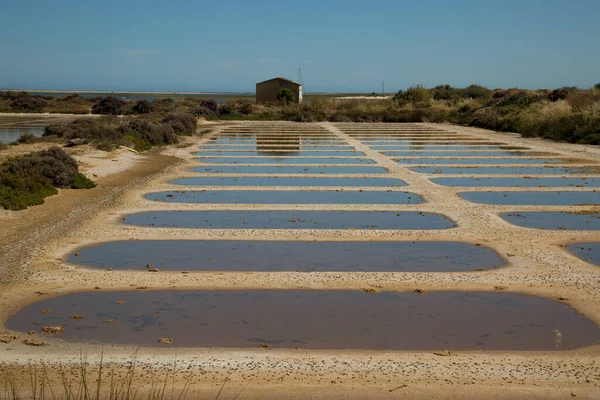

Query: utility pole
left=382, top=81, right=385, bottom=95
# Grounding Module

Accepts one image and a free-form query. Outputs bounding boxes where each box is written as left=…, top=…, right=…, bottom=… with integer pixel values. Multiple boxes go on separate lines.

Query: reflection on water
left=257, top=133, right=300, bottom=152
left=0, top=127, right=45, bottom=144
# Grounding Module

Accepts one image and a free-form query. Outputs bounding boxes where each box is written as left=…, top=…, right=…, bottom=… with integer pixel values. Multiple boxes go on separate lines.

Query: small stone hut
left=255, top=77, right=303, bottom=103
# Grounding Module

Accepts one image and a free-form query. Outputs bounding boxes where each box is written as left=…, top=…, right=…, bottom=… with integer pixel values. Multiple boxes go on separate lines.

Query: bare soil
left=0, top=121, right=599, bottom=399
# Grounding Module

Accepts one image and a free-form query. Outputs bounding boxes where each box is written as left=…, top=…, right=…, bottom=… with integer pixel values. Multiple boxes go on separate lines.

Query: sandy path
left=0, top=121, right=599, bottom=398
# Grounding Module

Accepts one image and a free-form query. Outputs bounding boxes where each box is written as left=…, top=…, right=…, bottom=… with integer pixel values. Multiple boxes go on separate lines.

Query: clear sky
left=1, top=0, right=599, bottom=93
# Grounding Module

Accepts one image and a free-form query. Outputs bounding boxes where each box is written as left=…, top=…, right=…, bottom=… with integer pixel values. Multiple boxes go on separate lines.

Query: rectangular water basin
left=382, top=151, right=541, bottom=157
left=366, top=141, right=509, bottom=146
left=195, top=151, right=364, bottom=157
left=67, top=240, right=504, bottom=272
left=6, top=291, right=598, bottom=350
left=568, top=243, right=600, bottom=266
left=500, top=212, right=600, bottom=230
left=191, top=166, right=387, bottom=174
left=432, top=178, right=600, bottom=187
left=171, top=177, right=406, bottom=187
left=196, top=157, right=376, bottom=165
left=396, top=158, right=567, bottom=165
left=371, top=145, right=529, bottom=151
left=145, top=190, right=423, bottom=205
left=409, top=166, right=600, bottom=175
left=460, top=191, right=600, bottom=205
left=122, top=210, right=456, bottom=229
left=199, top=146, right=356, bottom=151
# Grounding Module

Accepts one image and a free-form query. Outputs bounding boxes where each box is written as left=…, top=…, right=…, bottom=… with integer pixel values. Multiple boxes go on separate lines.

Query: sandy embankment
left=0, top=121, right=599, bottom=399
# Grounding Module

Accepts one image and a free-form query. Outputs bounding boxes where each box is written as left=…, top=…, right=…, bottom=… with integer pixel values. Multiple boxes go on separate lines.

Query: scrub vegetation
left=42, top=113, right=196, bottom=151
left=0, top=355, right=201, bottom=400
left=217, top=84, right=600, bottom=145
left=0, top=147, right=95, bottom=210
left=3, top=84, right=599, bottom=144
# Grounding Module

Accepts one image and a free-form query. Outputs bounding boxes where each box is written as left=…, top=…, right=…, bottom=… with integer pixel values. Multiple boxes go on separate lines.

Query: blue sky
left=1, top=0, right=599, bottom=92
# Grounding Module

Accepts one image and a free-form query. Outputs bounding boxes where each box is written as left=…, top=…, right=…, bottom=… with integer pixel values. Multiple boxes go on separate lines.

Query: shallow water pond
left=195, top=151, right=364, bottom=157
left=196, top=157, right=375, bottom=165
left=122, top=210, right=456, bottom=229
left=172, top=177, right=406, bottom=187
left=409, top=166, right=600, bottom=175
left=382, top=151, right=540, bottom=157
left=199, top=146, right=356, bottom=151
left=67, top=240, right=504, bottom=272
left=500, top=212, right=600, bottom=230
left=432, top=178, right=600, bottom=187
left=145, top=190, right=423, bottom=205
left=371, top=145, right=529, bottom=151
left=7, top=291, right=598, bottom=350
left=396, top=158, right=568, bottom=165
left=0, top=127, right=45, bottom=144
left=460, top=191, right=600, bottom=205
left=190, top=166, right=387, bottom=174
left=568, top=243, right=600, bottom=266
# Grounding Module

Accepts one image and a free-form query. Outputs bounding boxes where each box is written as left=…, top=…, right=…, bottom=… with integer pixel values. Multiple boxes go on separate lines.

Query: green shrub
left=394, top=85, right=432, bottom=106
left=72, top=173, right=96, bottom=189
left=595, top=83, right=600, bottom=90
left=91, top=96, right=126, bottom=115
left=44, top=116, right=186, bottom=151
left=219, top=99, right=254, bottom=116
left=161, top=113, right=197, bottom=135
left=17, top=132, right=37, bottom=143
left=132, top=100, right=152, bottom=114
left=0, top=146, right=95, bottom=210
left=433, top=85, right=461, bottom=101
left=463, top=84, right=491, bottom=99
left=277, top=88, right=295, bottom=103
left=10, top=96, right=48, bottom=113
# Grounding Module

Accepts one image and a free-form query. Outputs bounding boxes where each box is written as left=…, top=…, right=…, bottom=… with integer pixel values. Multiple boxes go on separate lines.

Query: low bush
left=0, top=146, right=95, bottom=210
left=277, top=88, right=296, bottom=103
left=394, top=85, right=432, bottom=106
left=10, top=96, right=48, bottom=113
left=131, top=100, right=152, bottom=114
left=17, top=132, right=37, bottom=143
left=161, top=113, right=197, bottom=135
left=91, top=96, right=126, bottom=115
left=43, top=115, right=194, bottom=151
left=219, top=99, right=254, bottom=116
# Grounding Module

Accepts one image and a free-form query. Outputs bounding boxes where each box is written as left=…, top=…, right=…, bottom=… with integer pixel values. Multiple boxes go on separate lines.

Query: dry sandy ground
left=0, top=121, right=599, bottom=399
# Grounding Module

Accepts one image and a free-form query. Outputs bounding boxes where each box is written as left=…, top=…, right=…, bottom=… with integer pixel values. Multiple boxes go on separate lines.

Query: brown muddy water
left=6, top=291, right=599, bottom=350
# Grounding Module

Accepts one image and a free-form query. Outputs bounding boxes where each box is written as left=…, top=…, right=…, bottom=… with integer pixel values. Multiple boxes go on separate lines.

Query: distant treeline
left=218, top=84, right=600, bottom=145
left=3, top=84, right=600, bottom=145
